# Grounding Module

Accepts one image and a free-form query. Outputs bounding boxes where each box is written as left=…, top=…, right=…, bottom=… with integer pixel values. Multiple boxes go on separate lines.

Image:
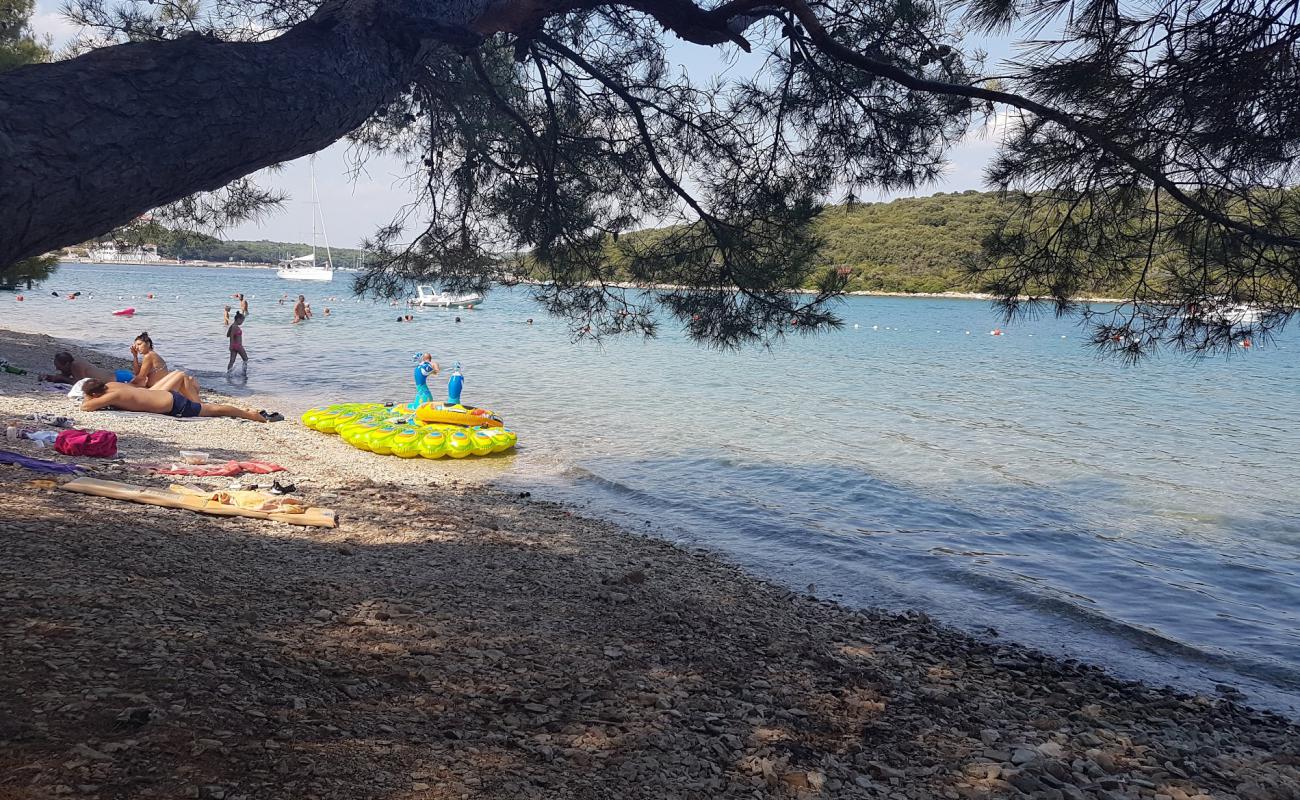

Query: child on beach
left=413, top=353, right=440, bottom=406
left=227, top=312, right=248, bottom=372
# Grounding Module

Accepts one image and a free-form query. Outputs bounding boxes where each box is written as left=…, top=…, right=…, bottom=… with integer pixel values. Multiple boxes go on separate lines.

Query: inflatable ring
left=415, top=403, right=503, bottom=429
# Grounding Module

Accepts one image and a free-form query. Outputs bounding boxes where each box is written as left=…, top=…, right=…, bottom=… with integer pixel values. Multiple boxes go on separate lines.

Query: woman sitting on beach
left=79, top=379, right=272, bottom=422
left=128, top=332, right=171, bottom=388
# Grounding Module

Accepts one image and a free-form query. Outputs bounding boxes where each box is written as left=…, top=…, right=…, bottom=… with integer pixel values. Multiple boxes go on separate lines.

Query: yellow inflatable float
left=414, top=403, right=504, bottom=428
left=299, top=402, right=517, bottom=459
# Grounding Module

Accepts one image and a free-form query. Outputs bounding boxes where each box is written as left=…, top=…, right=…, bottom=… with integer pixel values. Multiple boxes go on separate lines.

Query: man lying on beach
left=79, top=379, right=273, bottom=422
left=41, top=351, right=133, bottom=384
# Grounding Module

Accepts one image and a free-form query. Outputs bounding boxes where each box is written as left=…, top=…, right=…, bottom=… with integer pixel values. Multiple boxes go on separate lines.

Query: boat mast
left=310, top=157, right=334, bottom=271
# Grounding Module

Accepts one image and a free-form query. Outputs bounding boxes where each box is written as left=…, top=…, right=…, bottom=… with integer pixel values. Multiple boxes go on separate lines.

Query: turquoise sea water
left=6, top=262, right=1300, bottom=713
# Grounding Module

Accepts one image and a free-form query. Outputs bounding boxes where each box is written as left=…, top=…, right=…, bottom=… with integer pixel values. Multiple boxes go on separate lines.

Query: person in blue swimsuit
left=413, top=353, right=440, bottom=406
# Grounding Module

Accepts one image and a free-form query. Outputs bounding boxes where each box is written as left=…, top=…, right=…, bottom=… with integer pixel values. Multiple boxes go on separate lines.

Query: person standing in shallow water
left=227, top=312, right=248, bottom=373
left=292, top=295, right=307, bottom=324
left=238, top=293, right=249, bottom=317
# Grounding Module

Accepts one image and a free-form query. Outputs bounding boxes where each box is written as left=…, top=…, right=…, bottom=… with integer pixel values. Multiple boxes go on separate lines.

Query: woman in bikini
left=129, top=332, right=171, bottom=388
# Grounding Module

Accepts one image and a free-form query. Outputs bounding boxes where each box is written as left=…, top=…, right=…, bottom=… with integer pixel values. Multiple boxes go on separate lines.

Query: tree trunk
left=0, top=12, right=408, bottom=265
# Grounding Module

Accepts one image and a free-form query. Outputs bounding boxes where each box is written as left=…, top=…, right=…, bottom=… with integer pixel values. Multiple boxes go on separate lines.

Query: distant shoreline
left=56, top=262, right=1130, bottom=303
left=511, top=277, right=1130, bottom=304
left=61, top=258, right=276, bottom=270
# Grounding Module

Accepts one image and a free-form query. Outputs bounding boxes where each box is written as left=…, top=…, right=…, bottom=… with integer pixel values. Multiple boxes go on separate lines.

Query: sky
left=31, top=1, right=1008, bottom=248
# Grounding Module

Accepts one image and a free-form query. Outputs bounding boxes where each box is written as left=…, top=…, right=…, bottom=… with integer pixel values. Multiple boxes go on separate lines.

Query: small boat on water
left=1185, top=299, right=1262, bottom=327
left=412, top=285, right=483, bottom=308
left=276, top=254, right=334, bottom=282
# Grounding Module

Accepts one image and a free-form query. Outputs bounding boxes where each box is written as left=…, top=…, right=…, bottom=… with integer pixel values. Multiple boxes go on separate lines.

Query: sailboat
left=277, top=158, right=335, bottom=282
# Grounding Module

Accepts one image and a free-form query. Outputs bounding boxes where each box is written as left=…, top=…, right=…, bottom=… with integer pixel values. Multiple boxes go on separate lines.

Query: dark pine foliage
left=52, top=0, right=1300, bottom=354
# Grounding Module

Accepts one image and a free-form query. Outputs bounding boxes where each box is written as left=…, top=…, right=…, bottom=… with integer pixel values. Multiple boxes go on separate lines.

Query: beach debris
left=0, top=448, right=83, bottom=473
left=149, top=460, right=285, bottom=477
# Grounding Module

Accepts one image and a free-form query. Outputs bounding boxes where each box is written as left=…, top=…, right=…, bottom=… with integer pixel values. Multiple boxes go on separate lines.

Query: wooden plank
left=60, top=477, right=337, bottom=528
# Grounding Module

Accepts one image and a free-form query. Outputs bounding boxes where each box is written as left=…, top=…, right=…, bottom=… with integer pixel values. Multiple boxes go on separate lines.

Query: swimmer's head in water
left=54, top=351, right=73, bottom=369
left=134, top=332, right=154, bottom=352
left=234, top=312, right=245, bottom=324
left=83, top=379, right=108, bottom=397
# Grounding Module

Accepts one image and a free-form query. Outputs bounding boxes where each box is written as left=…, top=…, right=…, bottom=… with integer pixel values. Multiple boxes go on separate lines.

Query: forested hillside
left=816, top=191, right=1007, bottom=294
left=92, top=190, right=1165, bottom=296
left=161, top=235, right=365, bottom=267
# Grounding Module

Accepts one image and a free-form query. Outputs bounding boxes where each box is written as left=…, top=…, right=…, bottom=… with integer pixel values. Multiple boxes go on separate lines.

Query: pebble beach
left=2, top=326, right=1299, bottom=800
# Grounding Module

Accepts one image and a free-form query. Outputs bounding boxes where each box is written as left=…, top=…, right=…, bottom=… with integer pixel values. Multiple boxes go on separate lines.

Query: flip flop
left=259, top=411, right=285, bottom=422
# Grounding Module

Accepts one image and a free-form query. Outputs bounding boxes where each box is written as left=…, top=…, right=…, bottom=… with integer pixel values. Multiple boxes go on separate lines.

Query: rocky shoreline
left=2, top=327, right=1298, bottom=799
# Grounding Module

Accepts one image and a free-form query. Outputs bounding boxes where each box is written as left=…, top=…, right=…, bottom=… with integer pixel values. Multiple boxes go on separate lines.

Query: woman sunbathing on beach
left=79, top=379, right=272, bottom=422
left=128, top=332, right=171, bottom=387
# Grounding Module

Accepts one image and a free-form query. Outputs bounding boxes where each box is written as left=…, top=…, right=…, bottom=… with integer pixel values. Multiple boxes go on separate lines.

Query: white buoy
left=872, top=325, right=878, bottom=330
left=965, top=331, right=970, bottom=335
left=854, top=324, right=859, bottom=329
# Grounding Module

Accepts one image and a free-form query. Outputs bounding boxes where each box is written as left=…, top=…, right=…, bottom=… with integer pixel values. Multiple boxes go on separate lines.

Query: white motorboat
left=1186, top=299, right=1262, bottom=327
left=412, top=285, right=483, bottom=307
left=276, top=253, right=334, bottom=282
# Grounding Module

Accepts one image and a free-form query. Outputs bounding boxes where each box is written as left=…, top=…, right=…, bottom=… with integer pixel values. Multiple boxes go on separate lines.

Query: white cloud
left=30, top=4, right=81, bottom=50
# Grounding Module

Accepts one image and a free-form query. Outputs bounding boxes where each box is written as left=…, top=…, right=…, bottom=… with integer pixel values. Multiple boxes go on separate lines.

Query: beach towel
left=151, top=460, right=285, bottom=477
left=0, top=449, right=82, bottom=473
left=67, top=378, right=91, bottom=402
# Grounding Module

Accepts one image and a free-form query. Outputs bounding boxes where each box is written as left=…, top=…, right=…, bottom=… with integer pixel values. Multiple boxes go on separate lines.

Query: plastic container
left=179, top=450, right=210, bottom=464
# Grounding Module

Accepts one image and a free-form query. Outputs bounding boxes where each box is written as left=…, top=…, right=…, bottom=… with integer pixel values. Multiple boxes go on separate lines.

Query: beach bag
left=54, top=429, right=118, bottom=458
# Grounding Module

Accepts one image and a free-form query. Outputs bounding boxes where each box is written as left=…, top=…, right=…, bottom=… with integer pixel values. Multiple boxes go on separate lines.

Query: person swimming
left=413, top=353, right=440, bottom=406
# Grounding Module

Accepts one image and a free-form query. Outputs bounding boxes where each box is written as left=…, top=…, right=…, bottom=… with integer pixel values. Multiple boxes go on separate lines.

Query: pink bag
left=54, top=429, right=118, bottom=458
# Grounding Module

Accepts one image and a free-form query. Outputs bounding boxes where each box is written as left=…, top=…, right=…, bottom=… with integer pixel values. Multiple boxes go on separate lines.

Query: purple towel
left=0, top=449, right=82, bottom=473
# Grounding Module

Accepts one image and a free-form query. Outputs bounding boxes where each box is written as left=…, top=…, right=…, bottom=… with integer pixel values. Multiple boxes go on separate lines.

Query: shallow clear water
left=7, top=262, right=1299, bottom=713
